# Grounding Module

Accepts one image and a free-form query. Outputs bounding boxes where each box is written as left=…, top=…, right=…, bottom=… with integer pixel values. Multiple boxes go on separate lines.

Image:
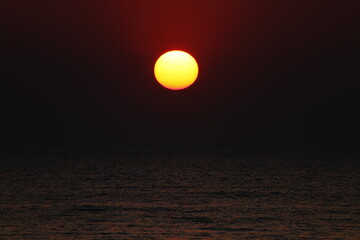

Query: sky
left=1, top=0, right=359, bottom=146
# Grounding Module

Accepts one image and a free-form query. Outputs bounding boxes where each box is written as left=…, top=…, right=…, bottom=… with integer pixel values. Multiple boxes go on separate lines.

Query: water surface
left=1, top=147, right=359, bottom=239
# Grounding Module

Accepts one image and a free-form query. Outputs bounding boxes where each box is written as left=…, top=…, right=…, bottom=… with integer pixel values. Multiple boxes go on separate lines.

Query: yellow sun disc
left=154, top=50, right=199, bottom=90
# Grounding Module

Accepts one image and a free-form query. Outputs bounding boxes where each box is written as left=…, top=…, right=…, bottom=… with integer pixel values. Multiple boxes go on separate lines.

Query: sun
left=154, top=50, right=199, bottom=90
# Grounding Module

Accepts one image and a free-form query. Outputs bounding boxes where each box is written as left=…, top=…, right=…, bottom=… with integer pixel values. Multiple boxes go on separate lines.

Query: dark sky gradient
left=1, top=0, right=359, bottom=146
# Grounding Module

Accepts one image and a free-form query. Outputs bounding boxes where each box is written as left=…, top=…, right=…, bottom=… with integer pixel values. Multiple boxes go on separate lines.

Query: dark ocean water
left=0, top=147, right=359, bottom=240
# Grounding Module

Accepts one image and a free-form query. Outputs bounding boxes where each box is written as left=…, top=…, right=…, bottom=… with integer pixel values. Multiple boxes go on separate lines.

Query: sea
left=0, top=147, right=359, bottom=239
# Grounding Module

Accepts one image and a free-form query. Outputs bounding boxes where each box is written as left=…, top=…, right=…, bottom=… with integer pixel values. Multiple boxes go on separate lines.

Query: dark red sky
left=1, top=0, right=359, bottom=146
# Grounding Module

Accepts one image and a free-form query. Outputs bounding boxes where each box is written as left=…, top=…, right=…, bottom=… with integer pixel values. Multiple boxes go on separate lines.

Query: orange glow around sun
left=154, top=50, right=199, bottom=90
